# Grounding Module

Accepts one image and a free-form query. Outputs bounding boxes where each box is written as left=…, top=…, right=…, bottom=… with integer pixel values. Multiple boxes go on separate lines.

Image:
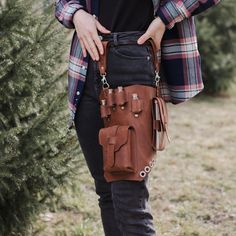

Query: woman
left=55, top=0, right=221, bottom=235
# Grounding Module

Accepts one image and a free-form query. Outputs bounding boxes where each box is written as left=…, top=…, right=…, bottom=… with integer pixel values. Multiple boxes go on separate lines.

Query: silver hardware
left=144, top=166, right=151, bottom=173
left=92, top=14, right=98, bottom=20
left=101, top=99, right=106, bottom=106
left=101, top=73, right=110, bottom=89
left=118, top=86, right=123, bottom=92
left=132, top=93, right=138, bottom=100
left=139, top=158, right=156, bottom=178
left=134, top=114, right=139, bottom=118
left=154, top=70, right=160, bottom=87
left=149, top=160, right=154, bottom=168
left=139, top=171, right=146, bottom=178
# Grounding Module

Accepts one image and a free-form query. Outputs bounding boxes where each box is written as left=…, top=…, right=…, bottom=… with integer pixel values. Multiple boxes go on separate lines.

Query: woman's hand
left=73, top=9, right=111, bottom=60
left=137, top=17, right=166, bottom=51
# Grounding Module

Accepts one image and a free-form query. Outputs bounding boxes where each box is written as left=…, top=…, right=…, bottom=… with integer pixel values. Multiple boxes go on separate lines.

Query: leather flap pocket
left=99, top=125, right=118, bottom=147
left=98, top=125, right=136, bottom=174
left=99, top=125, right=130, bottom=151
left=114, top=125, right=129, bottom=151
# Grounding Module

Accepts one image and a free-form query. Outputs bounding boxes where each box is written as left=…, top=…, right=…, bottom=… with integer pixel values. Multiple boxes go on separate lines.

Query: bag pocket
left=98, top=125, right=136, bottom=174
left=106, top=44, right=156, bottom=88
left=151, top=96, right=170, bottom=151
left=111, top=44, right=151, bottom=60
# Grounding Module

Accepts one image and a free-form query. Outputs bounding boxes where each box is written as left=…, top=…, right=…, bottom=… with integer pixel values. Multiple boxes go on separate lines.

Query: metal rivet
left=149, top=161, right=154, bottom=168
left=144, top=166, right=151, bottom=173
left=76, top=91, right=80, bottom=95
left=139, top=171, right=146, bottom=178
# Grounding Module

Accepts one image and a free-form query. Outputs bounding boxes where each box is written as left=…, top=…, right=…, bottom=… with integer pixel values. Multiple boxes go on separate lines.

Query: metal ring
left=144, top=166, right=151, bottom=173
left=92, top=14, right=98, bottom=20
left=139, top=171, right=146, bottom=178
left=149, top=161, right=154, bottom=168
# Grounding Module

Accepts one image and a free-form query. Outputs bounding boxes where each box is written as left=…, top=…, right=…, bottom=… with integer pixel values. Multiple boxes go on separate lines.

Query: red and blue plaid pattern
left=55, top=0, right=221, bottom=129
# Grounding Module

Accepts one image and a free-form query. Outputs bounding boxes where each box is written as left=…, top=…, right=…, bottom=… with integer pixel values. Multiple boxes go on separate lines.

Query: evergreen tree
left=0, top=0, right=82, bottom=234
left=196, top=0, right=236, bottom=94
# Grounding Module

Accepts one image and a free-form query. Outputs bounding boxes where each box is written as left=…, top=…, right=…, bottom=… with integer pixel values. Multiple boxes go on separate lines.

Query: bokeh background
left=0, top=0, right=235, bottom=235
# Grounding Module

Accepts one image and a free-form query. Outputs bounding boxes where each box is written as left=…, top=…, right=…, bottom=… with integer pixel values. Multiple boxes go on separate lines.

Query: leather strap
left=98, top=41, right=109, bottom=75
left=147, top=38, right=160, bottom=73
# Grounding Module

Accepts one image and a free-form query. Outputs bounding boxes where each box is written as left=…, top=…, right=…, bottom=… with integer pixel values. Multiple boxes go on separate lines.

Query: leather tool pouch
left=99, top=125, right=136, bottom=174
left=97, top=34, right=170, bottom=182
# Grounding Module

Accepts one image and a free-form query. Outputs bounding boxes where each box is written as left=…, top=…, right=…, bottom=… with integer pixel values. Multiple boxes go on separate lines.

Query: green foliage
left=0, top=0, right=82, bottom=235
left=196, top=0, right=236, bottom=94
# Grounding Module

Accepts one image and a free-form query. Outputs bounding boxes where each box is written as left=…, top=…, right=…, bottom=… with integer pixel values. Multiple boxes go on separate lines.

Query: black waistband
left=98, top=30, right=147, bottom=45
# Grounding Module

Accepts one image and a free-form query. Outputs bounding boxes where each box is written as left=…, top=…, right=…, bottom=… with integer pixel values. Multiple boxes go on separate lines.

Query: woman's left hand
left=137, top=17, right=166, bottom=50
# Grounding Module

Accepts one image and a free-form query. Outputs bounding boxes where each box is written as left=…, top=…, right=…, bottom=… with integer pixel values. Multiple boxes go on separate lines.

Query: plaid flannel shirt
left=55, top=0, right=221, bottom=130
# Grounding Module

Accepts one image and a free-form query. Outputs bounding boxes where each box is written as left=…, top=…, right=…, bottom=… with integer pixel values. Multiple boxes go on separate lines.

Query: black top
left=98, top=0, right=154, bottom=32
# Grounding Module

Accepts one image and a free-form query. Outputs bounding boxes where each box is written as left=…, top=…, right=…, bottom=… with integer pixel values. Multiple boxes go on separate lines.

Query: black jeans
left=74, top=31, right=156, bottom=236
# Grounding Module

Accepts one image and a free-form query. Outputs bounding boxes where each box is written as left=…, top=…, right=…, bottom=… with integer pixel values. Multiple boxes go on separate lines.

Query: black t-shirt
left=98, top=0, right=154, bottom=32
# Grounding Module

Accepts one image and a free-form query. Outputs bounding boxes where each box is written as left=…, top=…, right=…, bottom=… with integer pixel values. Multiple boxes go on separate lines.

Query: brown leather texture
left=99, top=125, right=136, bottom=174
left=97, top=38, right=170, bottom=182
left=98, top=85, right=169, bottom=182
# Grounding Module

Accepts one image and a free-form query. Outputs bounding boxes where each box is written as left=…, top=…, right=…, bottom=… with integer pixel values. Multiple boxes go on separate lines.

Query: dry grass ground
left=33, top=87, right=236, bottom=236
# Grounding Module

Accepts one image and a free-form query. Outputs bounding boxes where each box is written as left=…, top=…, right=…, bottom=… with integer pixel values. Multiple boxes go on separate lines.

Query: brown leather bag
left=97, top=38, right=170, bottom=182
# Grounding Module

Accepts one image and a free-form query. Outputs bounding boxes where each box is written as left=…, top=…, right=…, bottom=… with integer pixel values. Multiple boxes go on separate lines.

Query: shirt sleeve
left=55, top=0, right=88, bottom=29
left=155, top=0, right=221, bottom=29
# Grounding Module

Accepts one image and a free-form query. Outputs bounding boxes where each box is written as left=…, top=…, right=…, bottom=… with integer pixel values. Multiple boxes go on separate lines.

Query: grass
left=32, top=87, right=236, bottom=236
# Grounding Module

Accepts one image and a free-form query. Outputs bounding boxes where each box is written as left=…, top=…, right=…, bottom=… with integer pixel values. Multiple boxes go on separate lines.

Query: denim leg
left=74, top=58, right=121, bottom=236
left=75, top=52, right=156, bottom=235
left=111, top=176, right=156, bottom=236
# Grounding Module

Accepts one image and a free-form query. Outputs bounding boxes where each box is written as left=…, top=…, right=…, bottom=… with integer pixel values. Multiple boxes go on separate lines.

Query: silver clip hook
left=101, top=73, right=110, bottom=89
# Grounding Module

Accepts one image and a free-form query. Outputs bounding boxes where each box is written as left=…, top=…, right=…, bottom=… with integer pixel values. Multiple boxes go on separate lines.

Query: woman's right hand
left=73, top=9, right=111, bottom=61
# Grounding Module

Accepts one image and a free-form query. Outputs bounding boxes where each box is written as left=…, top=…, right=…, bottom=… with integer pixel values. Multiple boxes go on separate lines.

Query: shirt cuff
left=56, top=1, right=88, bottom=29
left=155, top=1, right=191, bottom=30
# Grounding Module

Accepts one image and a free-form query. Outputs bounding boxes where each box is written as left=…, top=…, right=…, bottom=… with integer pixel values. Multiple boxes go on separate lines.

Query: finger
left=152, top=36, right=161, bottom=50
left=93, top=34, right=104, bottom=55
left=80, top=38, right=87, bottom=57
left=137, top=32, right=151, bottom=45
left=96, top=20, right=111, bottom=34
left=85, top=34, right=99, bottom=60
left=82, top=37, right=97, bottom=60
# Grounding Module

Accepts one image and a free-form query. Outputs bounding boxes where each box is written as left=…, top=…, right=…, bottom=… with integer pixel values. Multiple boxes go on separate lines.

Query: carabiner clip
left=101, top=73, right=110, bottom=89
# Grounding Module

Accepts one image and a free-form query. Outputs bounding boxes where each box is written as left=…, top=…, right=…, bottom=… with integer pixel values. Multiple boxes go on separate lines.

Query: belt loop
left=113, top=33, right=118, bottom=46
